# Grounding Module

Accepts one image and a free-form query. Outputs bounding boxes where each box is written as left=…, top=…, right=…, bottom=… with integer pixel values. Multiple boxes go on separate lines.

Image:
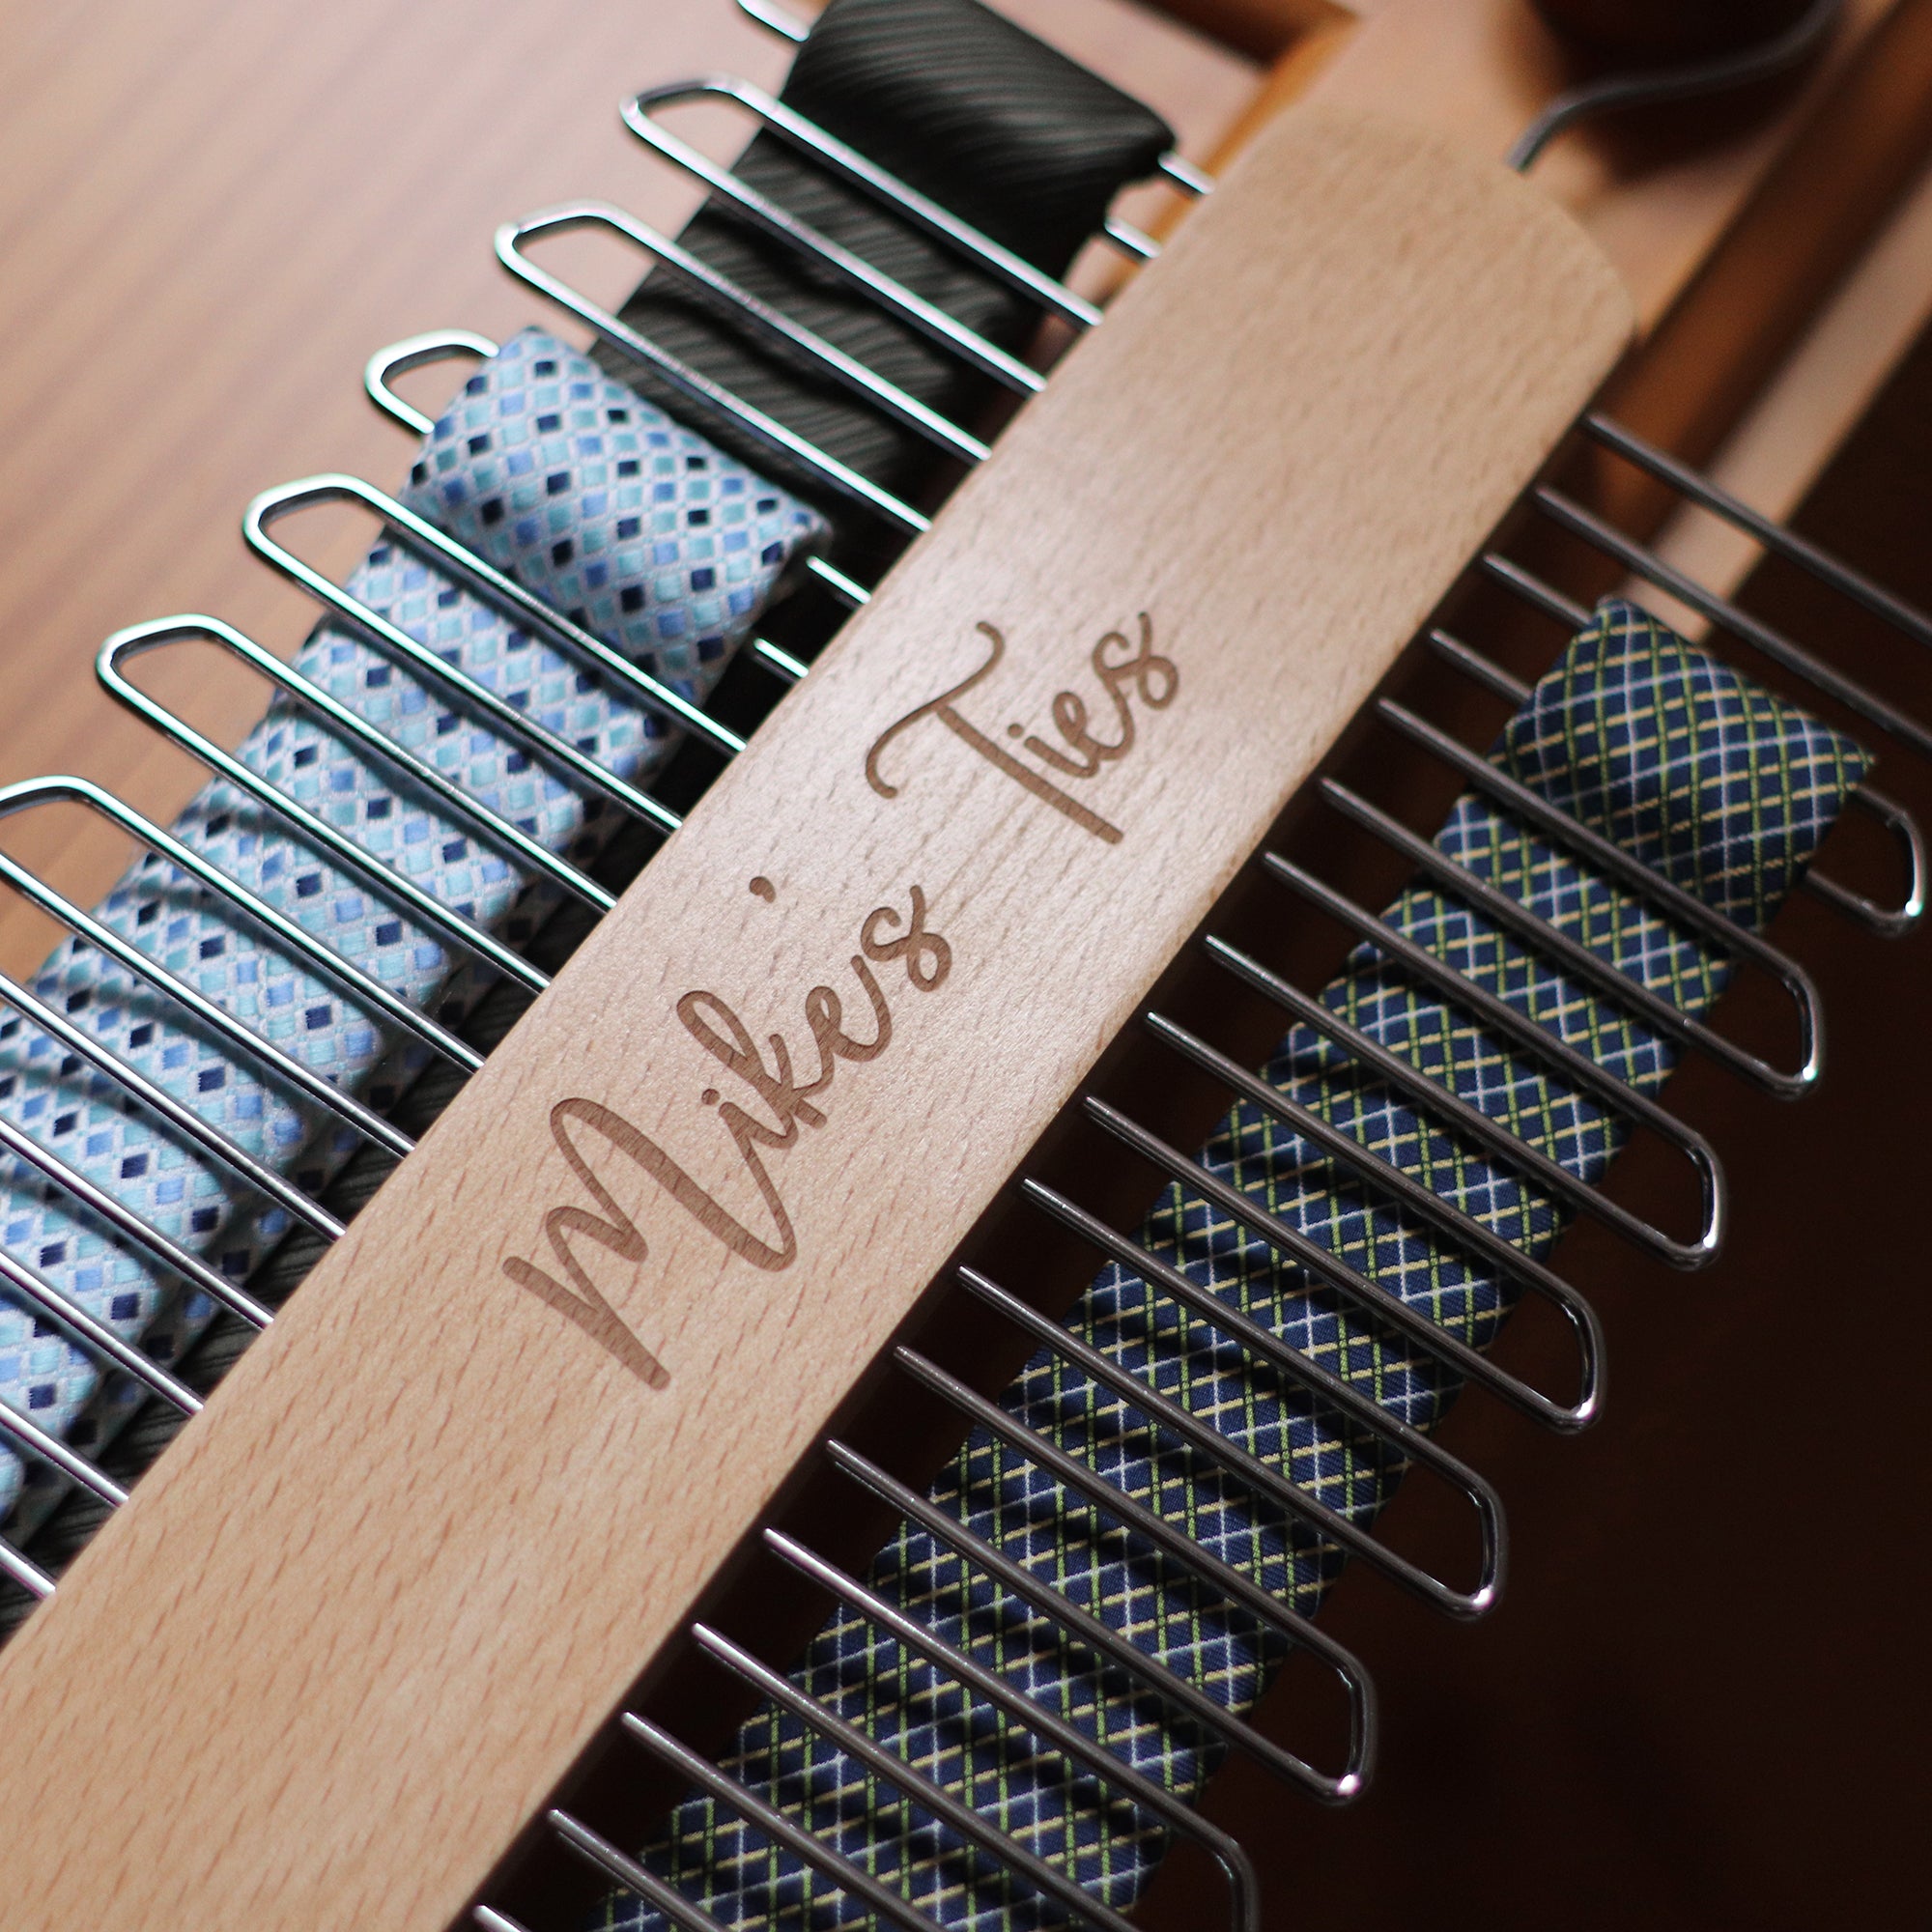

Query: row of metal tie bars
left=0, top=8, right=1926, bottom=1926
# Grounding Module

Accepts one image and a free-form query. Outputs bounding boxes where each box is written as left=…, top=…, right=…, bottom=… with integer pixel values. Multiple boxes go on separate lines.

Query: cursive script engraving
left=500, top=885, right=952, bottom=1388
left=865, top=612, right=1174, bottom=843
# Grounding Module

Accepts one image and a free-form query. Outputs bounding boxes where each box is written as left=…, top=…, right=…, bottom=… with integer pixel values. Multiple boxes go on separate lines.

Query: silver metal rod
left=1083, top=1096, right=1603, bottom=1433
left=849, top=1385, right=1373, bottom=1802
left=734, top=0, right=809, bottom=41
left=497, top=217, right=930, bottom=534
left=1101, top=214, right=1159, bottom=259
left=0, top=1399, right=127, bottom=1507
left=1161, top=967, right=1707, bottom=1276
left=1585, top=411, right=1932, bottom=649
left=694, top=1621, right=1144, bottom=1932
left=0, top=1245, right=199, bottom=1415
left=121, top=605, right=610, bottom=918
left=1427, top=625, right=1533, bottom=702
left=17, top=779, right=479, bottom=1077
left=1159, top=958, right=1646, bottom=1291
left=248, top=474, right=739, bottom=769
left=960, top=1263, right=1499, bottom=1620
left=1534, top=483, right=1932, bottom=761
left=1145, top=990, right=1624, bottom=1349
left=624, top=78, right=1092, bottom=346
left=621, top=1713, right=950, bottom=1932
left=0, top=1534, right=55, bottom=1600
left=1803, top=783, right=1927, bottom=934
left=1427, top=622, right=1923, bottom=938
left=1320, top=776, right=1821, bottom=1098
left=762, top=1524, right=1261, bottom=1932
left=1378, top=694, right=1831, bottom=1016
left=0, top=785, right=412, bottom=1160
left=724, top=2, right=1216, bottom=207
left=363, top=328, right=498, bottom=437
left=1159, top=151, right=1216, bottom=195
left=363, top=329, right=868, bottom=615
left=1479, top=554, right=1592, bottom=631
left=545, top=1810, right=732, bottom=1932
left=0, top=964, right=341, bottom=1244
left=1259, top=851, right=1726, bottom=1258
left=518, top=202, right=987, bottom=464
left=100, top=620, right=549, bottom=997
left=1018, top=1177, right=1506, bottom=1620
left=751, top=638, right=809, bottom=683
left=831, top=1437, right=1360, bottom=1808
left=0, top=1114, right=270, bottom=1335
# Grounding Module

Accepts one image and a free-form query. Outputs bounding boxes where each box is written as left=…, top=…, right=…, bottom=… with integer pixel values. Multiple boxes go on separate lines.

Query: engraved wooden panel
left=0, top=105, right=1631, bottom=1930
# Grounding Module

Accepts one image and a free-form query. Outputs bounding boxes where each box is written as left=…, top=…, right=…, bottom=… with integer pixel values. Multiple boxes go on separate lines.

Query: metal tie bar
left=0, top=1110, right=270, bottom=1338
left=1534, top=483, right=1932, bottom=762
left=521, top=202, right=989, bottom=465
left=1158, top=962, right=1709, bottom=1272
left=0, top=1531, right=55, bottom=1601
left=497, top=213, right=930, bottom=535
left=621, top=1711, right=952, bottom=1932
left=542, top=1810, right=733, bottom=1932
left=0, top=962, right=341, bottom=1243
left=624, top=76, right=1092, bottom=344
left=0, top=1400, right=126, bottom=1509
left=1258, top=852, right=1726, bottom=1258
left=247, top=474, right=737, bottom=779
left=1424, top=622, right=1927, bottom=939
left=0, top=1245, right=199, bottom=1417
left=0, top=782, right=413, bottom=1160
left=693, top=1621, right=1144, bottom=1932
left=726, top=0, right=1217, bottom=204
left=848, top=1382, right=1373, bottom=1802
left=2, top=779, right=478, bottom=1077
left=363, top=329, right=868, bottom=614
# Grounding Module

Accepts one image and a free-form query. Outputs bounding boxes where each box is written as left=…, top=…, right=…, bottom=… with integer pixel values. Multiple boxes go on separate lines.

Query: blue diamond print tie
left=587, top=601, right=1870, bottom=1932
left=0, top=327, right=825, bottom=1533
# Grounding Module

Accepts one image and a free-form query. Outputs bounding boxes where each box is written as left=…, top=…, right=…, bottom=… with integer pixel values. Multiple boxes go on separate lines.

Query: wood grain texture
left=0, top=104, right=1632, bottom=1930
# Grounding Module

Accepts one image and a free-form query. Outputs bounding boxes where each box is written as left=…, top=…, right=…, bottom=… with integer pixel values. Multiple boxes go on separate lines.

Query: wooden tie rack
left=2, top=1, right=1931, bottom=1925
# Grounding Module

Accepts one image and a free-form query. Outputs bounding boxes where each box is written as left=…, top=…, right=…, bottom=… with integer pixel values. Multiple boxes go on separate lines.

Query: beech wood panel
left=0, top=106, right=1632, bottom=1931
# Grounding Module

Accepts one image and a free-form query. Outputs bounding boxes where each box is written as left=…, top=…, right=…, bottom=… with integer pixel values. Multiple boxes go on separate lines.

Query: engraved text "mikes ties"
left=500, top=884, right=952, bottom=1391
left=864, top=613, right=1176, bottom=843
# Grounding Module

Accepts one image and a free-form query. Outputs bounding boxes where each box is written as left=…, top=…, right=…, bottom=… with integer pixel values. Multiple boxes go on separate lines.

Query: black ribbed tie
left=601, top=0, right=1173, bottom=547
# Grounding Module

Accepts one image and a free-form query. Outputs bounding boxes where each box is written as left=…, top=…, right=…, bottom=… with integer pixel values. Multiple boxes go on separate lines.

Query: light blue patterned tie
left=0, top=327, right=825, bottom=1534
